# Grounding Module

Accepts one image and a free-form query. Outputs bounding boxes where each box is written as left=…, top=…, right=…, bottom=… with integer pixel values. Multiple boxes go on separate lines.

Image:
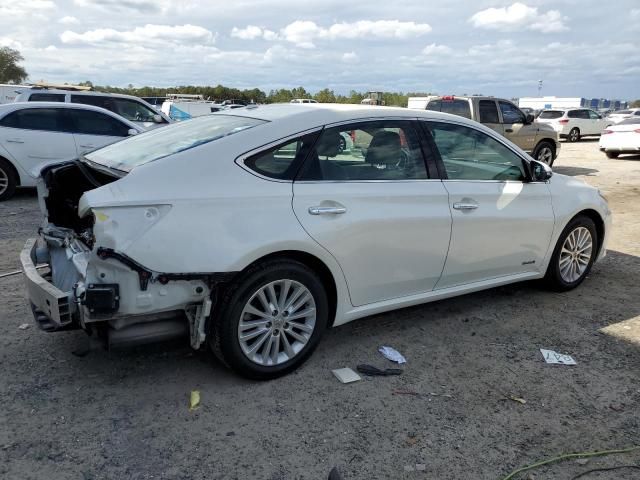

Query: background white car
left=605, top=108, right=640, bottom=125
left=21, top=104, right=610, bottom=379
left=0, top=102, right=143, bottom=200
left=15, top=88, right=171, bottom=130
left=536, top=108, right=609, bottom=142
left=599, top=118, right=640, bottom=158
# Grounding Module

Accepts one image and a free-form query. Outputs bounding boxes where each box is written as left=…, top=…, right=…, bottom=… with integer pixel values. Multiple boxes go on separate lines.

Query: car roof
left=0, top=102, right=142, bottom=130
left=222, top=102, right=480, bottom=127
left=21, top=89, right=145, bottom=101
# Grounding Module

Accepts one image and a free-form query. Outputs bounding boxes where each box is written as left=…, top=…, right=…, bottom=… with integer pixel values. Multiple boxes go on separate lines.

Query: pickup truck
left=409, top=95, right=560, bottom=165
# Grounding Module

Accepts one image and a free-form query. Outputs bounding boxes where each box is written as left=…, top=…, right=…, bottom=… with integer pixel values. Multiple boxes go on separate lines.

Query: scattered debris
left=392, top=389, right=420, bottom=396
left=332, top=368, right=361, bottom=384
left=18, top=323, right=30, bottom=330
left=509, top=396, right=527, bottom=405
left=575, top=458, right=590, bottom=465
left=225, top=431, right=235, bottom=437
left=406, top=433, right=419, bottom=446
left=379, top=346, right=406, bottom=364
left=609, top=403, right=625, bottom=412
left=416, top=464, right=426, bottom=471
left=540, top=349, right=577, bottom=365
left=356, top=364, right=402, bottom=376
left=189, top=390, right=200, bottom=411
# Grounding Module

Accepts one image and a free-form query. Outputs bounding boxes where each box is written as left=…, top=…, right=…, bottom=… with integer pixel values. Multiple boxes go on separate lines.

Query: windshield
left=85, top=114, right=266, bottom=172
left=538, top=110, right=564, bottom=119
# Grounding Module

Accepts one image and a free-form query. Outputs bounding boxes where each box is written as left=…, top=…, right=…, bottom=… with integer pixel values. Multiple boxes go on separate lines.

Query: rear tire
left=532, top=141, right=555, bottom=166
left=0, top=158, right=18, bottom=201
left=543, top=215, right=598, bottom=292
left=209, top=259, right=328, bottom=379
left=605, top=151, right=619, bottom=159
left=567, top=128, right=580, bottom=142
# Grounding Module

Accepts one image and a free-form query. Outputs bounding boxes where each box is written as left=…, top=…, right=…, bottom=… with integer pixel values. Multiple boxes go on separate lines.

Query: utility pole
left=538, top=80, right=543, bottom=96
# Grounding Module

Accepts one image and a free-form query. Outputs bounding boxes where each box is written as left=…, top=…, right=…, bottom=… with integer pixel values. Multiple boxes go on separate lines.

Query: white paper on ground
left=540, top=348, right=577, bottom=365
left=332, top=368, right=361, bottom=384
left=379, top=346, right=407, bottom=364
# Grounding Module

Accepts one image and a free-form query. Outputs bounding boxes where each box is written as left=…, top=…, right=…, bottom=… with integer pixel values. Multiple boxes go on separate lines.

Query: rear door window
left=67, top=109, right=131, bottom=137
left=479, top=100, right=499, bottom=123
left=439, top=99, right=472, bottom=119
left=0, top=108, right=69, bottom=132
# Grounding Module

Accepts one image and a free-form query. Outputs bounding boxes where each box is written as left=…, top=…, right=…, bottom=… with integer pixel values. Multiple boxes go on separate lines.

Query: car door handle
left=308, top=206, right=347, bottom=215
left=6, top=138, right=24, bottom=143
left=453, top=202, right=478, bottom=210
left=79, top=144, right=96, bottom=148
left=505, top=128, right=514, bottom=133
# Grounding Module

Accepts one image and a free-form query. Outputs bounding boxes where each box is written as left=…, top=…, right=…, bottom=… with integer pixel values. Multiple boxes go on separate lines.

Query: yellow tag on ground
left=189, top=390, right=200, bottom=411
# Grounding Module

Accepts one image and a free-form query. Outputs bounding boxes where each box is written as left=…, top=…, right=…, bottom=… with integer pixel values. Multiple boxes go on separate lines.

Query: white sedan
left=0, top=102, right=143, bottom=200
left=21, top=104, right=611, bottom=379
left=599, top=118, right=640, bottom=158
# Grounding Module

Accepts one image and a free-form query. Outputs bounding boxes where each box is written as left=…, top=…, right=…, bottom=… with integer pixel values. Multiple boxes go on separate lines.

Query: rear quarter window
left=28, top=93, right=66, bottom=102
left=538, top=111, right=564, bottom=119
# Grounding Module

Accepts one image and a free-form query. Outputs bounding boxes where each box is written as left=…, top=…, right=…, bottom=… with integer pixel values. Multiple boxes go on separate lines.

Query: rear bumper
left=20, top=238, right=77, bottom=331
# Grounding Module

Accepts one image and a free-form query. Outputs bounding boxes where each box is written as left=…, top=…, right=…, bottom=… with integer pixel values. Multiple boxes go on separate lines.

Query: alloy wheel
left=237, top=279, right=317, bottom=366
left=536, top=146, right=553, bottom=164
left=569, top=129, right=580, bottom=142
left=0, top=167, right=8, bottom=196
left=558, top=226, right=593, bottom=283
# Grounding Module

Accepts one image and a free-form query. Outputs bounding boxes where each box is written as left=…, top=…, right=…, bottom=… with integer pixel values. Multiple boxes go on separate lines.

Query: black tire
left=0, top=158, right=18, bottom=202
left=605, top=151, right=619, bottom=159
left=567, top=127, right=580, bottom=142
left=209, top=259, right=328, bottom=379
left=543, top=215, right=598, bottom=292
left=532, top=141, right=556, bottom=166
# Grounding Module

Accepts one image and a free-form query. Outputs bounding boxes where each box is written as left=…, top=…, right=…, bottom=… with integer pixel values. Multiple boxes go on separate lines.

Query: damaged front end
left=21, top=160, right=225, bottom=350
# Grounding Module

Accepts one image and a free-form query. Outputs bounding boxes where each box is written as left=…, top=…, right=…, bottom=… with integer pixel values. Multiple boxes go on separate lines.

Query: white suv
left=536, top=108, right=609, bottom=142
left=15, top=89, right=172, bottom=130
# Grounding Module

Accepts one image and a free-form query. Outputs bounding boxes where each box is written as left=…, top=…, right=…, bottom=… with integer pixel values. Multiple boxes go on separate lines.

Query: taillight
left=558, top=119, right=569, bottom=124
left=602, top=129, right=614, bottom=135
left=635, top=129, right=640, bottom=134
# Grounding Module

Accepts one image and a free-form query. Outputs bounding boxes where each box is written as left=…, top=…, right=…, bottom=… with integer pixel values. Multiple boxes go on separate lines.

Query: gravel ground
left=1, top=141, right=639, bottom=480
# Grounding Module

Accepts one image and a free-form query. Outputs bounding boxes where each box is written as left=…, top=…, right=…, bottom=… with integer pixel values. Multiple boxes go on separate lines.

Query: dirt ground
left=1, top=141, right=639, bottom=480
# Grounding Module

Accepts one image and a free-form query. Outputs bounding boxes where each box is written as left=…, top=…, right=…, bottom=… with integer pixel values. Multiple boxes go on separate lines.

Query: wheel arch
left=575, top=208, right=605, bottom=257
left=227, top=249, right=339, bottom=327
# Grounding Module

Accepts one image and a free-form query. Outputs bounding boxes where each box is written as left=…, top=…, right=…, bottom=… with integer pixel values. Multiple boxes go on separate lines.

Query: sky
left=1, top=0, right=638, bottom=99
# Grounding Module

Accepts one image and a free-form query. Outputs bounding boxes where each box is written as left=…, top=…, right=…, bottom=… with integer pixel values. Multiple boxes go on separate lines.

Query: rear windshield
left=85, top=114, right=266, bottom=172
left=618, top=118, right=640, bottom=126
left=426, top=99, right=472, bottom=119
left=614, top=110, right=632, bottom=115
left=538, top=110, right=564, bottom=119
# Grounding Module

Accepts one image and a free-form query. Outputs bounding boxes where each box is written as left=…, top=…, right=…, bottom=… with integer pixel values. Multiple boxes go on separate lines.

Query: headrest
left=365, top=131, right=401, bottom=165
left=316, top=130, right=341, bottom=157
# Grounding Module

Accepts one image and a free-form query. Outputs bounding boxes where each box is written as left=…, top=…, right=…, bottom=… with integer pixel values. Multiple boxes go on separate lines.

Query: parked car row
left=599, top=117, right=640, bottom=158
left=536, top=108, right=609, bottom=142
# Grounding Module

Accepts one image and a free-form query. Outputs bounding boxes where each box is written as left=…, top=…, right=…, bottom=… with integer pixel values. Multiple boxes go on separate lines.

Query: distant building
left=518, top=96, right=628, bottom=111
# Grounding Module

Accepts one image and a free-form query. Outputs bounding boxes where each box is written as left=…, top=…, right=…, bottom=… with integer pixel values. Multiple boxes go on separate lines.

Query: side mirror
left=153, top=114, right=163, bottom=123
left=531, top=159, right=553, bottom=181
left=127, top=128, right=139, bottom=136
left=525, top=113, right=535, bottom=124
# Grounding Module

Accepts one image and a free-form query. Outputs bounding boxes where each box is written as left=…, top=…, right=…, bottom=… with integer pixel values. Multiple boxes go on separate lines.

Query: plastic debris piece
left=189, top=390, right=200, bottom=411
left=332, top=368, right=361, bottom=384
left=509, top=396, right=527, bottom=405
left=356, top=364, right=402, bottom=376
left=379, top=346, right=406, bottom=364
left=416, top=464, right=427, bottom=471
left=540, top=348, right=576, bottom=365
left=18, top=323, right=30, bottom=330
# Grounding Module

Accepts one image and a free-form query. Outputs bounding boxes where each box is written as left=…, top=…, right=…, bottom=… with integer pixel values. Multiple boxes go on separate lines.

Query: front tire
left=210, top=259, right=328, bottom=379
left=532, top=141, right=555, bottom=166
left=605, top=151, right=619, bottom=159
left=0, top=158, right=17, bottom=201
left=544, top=215, right=598, bottom=291
left=567, top=128, right=580, bottom=142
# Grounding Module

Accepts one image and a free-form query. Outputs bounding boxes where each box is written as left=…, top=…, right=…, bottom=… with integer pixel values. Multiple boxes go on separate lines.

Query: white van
left=0, top=84, right=31, bottom=104
left=15, top=88, right=172, bottom=130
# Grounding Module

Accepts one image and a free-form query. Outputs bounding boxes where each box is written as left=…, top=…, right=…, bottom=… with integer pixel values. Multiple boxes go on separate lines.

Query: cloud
left=0, top=0, right=55, bottom=15
left=60, top=24, right=216, bottom=47
left=422, top=43, right=452, bottom=55
left=58, top=16, right=80, bottom=25
left=73, top=0, right=170, bottom=13
left=469, top=2, right=568, bottom=33
left=231, top=25, right=279, bottom=41
left=342, top=51, right=358, bottom=62
left=279, top=19, right=431, bottom=48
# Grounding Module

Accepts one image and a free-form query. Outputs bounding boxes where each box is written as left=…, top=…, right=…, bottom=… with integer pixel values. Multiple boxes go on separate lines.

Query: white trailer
left=407, top=96, right=438, bottom=109
left=518, top=96, right=588, bottom=110
left=0, top=84, right=31, bottom=104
